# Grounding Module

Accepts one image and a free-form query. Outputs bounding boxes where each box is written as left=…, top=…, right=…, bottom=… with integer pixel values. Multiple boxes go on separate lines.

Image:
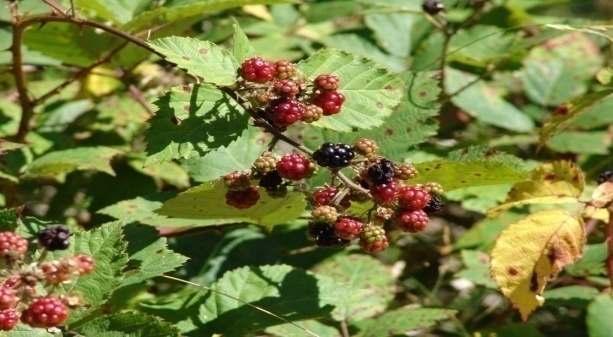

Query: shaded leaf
left=157, top=181, right=306, bottom=228
left=24, top=147, right=121, bottom=182
left=266, top=320, right=339, bottom=337
left=587, top=295, right=613, bottom=337
left=78, top=311, right=180, bottom=337
left=456, top=250, right=496, bottom=288
left=355, top=307, right=456, bottom=337
left=313, top=254, right=395, bottom=322
left=566, top=243, right=607, bottom=277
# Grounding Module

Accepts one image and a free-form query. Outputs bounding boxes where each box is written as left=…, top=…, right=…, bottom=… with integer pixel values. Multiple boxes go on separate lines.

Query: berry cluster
left=0, top=226, right=95, bottom=331
left=307, top=138, right=444, bottom=253
left=238, top=57, right=345, bottom=129
left=225, top=151, right=315, bottom=209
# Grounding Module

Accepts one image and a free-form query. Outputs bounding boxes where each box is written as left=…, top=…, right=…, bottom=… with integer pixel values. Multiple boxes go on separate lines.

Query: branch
left=10, top=14, right=34, bottom=142
left=607, top=205, right=613, bottom=291
left=32, top=41, right=128, bottom=106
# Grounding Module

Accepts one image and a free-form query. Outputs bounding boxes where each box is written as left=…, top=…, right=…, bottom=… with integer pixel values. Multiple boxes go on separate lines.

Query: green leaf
left=149, top=37, right=237, bottom=86
left=145, top=84, right=248, bottom=164
left=570, top=93, right=613, bottom=129
left=0, top=208, right=19, bottom=231
left=450, top=25, right=523, bottom=67
left=304, top=71, right=440, bottom=161
left=0, top=139, right=25, bottom=154
left=364, top=13, right=418, bottom=58
left=355, top=307, right=456, bottom=337
left=232, top=22, right=256, bottom=63
left=24, top=147, right=121, bottom=182
left=297, top=49, right=405, bottom=131
left=544, top=286, right=599, bottom=302
left=456, top=250, right=496, bottom=288
left=266, top=320, right=339, bottom=337
left=320, top=34, right=406, bottom=73
left=455, top=211, right=524, bottom=250
left=98, top=196, right=225, bottom=228
left=78, top=311, right=180, bottom=337
left=409, top=147, right=530, bottom=191
left=314, top=254, right=395, bottom=322
left=121, top=224, right=188, bottom=287
left=446, top=68, right=534, bottom=132
left=157, top=181, right=306, bottom=228
left=128, top=158, right=190, bottom=189
left=446, top=184, right=511, bottom=214
left=197, top=264, right=341, bottom=336
left=587, top=295, right=613, bottom=337
left=522, top=32, right=603, bottom=107
left=5, top=325, right=57, bottom=337
left=183, top=126, right=266, bottom=183
left=539, top=90, right=613, bottom=143
left=53, top=222, right=129, bottom=323
left=124, top=0, right=294, bottom=32
left=75, top=0, right=152, bottom=24
left=566, top=243, right=607, bottom=277
left=547, top=131, right=610, bottom=155
left=23, top=23, right=117, bottom=67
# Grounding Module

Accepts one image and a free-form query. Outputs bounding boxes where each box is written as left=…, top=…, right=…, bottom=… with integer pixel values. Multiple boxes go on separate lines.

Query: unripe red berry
left=371, top=181, right=398, bottom=206
left=276, top=153, right=314, bottom=180
left=334, top=217, right=364, bottom=240
left=314, top=74, right=340, bottom=91
left=396, top=209, right=429, bottom=233
left=273, top=79, right=301, bottom=97
left=22, top=297, right=68, bottom=328
left=240, top=57, right=276, bottom=83
left=0, top=308, right=18, bottom=331
left=312, top=90, right=345, bottom=115
left=311, top=186, right=351, bottom=208
left=0, top=232, right=28, bottom=259
left=267, top=98, right=306, bottom=128
left=0, top=287, right=18, bottom=310
left=73, top=254, right=95, bottom=275
left=225, top=187, right=260, bottom=209
left=397, top=186, right=431, bottom=210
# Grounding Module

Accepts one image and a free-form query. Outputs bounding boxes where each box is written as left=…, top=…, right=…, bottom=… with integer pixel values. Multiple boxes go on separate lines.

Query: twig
left=10, top=13, right=34, bottom=142
left=128, top=84, right=155, bottom=117
left=162, top=275, right=321, bottom=337
left=340, top=320, right=350, bottom=337
left=607, top=205, right=613, bottom=291
left=32, top=42, right=128, bottom=106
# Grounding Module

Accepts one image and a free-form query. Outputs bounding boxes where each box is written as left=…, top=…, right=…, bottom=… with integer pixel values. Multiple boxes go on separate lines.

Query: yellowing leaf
left=488, top=161, right=584, bottom=216
left=490, top=209, right=585, bottom=320
left=85, top=66, right=122, bottom=97
left=591, top=182, right=613, bottom=208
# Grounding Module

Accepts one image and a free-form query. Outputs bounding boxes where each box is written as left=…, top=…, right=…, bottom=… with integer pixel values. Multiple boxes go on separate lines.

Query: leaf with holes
left=297, top=49, right=405, bottom=131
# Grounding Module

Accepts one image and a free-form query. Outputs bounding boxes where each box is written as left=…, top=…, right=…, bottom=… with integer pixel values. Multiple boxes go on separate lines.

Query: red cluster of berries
left=224, top=151, right=315, bottom=209
left=238, top=57, right=345, bottom=129
left=308, top=138, right=444, bottom=253
left=0, top=227, right=95, bottom=331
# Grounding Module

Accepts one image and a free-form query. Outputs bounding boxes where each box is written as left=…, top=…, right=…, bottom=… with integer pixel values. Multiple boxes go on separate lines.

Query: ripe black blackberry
left=424, top=194, right=444, bottom=214
left=308, top=222, right=349, bottom=247
left=367, top=159, right=395, bottom=185
left=313, top=143, right=355, bottom=168
left=597, top=170, right=613, bottom=184
left=37, top=226, right=71, bottom=251
left=422, top=0, right=444, bottom=15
